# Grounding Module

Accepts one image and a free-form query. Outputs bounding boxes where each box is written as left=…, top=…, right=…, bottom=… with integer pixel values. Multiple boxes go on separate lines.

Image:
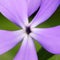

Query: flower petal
left=30, top=0, right=59, bottom=27
left=0, top=30, right=25, bottom=55
left=0, top=0, right=28, bottom=28
left=13, top=0, right=28, bottom=26
left=30, top=26, right=60, bottom=54
left=27, top=0, right=41, bottom=16
left=14, top=35, right=38, bottom=60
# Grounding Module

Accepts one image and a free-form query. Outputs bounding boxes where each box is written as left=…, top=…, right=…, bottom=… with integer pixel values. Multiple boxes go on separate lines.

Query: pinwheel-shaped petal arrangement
left=0, top=0, right=60, bottom=60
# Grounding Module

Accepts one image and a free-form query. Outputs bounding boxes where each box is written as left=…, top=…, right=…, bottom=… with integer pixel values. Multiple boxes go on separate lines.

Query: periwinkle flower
left=0, top=0, right=60, bottom=60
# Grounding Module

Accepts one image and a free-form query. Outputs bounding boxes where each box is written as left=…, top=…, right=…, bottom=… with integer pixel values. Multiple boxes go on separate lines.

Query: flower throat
left=26, top=27, right=31, bottom=35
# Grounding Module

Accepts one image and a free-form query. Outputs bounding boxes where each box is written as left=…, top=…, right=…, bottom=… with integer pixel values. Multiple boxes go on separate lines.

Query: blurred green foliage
left=0, top=6, right=60, bottom=60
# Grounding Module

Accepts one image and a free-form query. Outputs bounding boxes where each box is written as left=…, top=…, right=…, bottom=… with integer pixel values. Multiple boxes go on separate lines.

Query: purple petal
left=27, top=0, right=41, bottom=16
left=30, top=26, right=60, bottom=54
left=30, top=0, right=59, bottom=27
left=14, top=35, right=38, bottom=60
left=0, top=0, right=28, bottom=28
left=0, top=30, right=25, bottom=55
left=13, top=0, right=28, bottom=26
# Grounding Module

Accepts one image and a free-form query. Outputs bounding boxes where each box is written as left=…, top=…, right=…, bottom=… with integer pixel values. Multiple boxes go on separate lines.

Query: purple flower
left=0, top=0, right=60, bottom=60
